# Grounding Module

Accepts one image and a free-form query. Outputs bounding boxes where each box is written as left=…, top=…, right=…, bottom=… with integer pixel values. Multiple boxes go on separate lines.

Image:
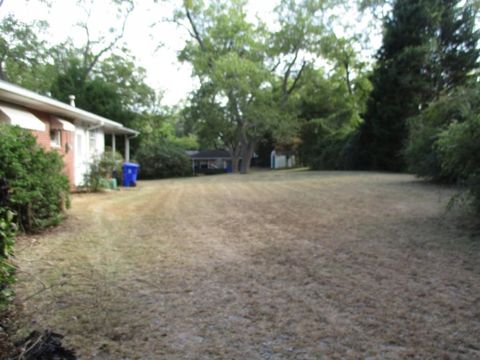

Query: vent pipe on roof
left=68, top=95, right=76, bottom=107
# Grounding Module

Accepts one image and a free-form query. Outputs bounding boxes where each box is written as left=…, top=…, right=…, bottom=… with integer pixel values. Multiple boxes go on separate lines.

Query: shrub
left=436, top=116, right=480, bottom=212
left=0, top=208, right=16, bottom=310
left=404, top=88, right=479, bottom=181
left=299, top=117, right=356, bottom=170
left=82, top=157, right=104, bottom=192
left=82, top=150, right=124, bottom=192
left=135, top=141, right=192, bottom=179
left=0, top=125, right=70, bottom=232
left=99, top=148, right=124, bottom=179
left=405, top=86, right=480, bottom=213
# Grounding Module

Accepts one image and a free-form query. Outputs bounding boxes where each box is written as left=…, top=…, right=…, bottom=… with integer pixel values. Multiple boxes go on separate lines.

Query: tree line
left=1, top=0, right=479, bottom=209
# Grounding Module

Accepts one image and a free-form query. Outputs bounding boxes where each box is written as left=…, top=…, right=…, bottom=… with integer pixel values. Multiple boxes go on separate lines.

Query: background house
left=188, top=150, right=233, bottom=174
left=0, top=80, right=138, bottom=188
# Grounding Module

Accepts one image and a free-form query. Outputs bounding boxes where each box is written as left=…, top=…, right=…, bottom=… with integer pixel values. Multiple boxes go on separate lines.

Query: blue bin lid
left=122, top=162, right=140, bottom=168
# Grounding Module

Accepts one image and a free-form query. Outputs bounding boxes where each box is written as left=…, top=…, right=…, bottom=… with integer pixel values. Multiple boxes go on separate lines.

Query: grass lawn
left=12, top=170, right=480, bottom=359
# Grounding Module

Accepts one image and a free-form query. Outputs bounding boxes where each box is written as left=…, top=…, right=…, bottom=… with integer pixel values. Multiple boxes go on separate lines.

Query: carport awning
left=0, top=104, right=45, bottom=131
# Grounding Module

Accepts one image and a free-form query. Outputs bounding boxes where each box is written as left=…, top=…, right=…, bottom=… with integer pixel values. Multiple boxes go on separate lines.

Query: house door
left=74, top=129, right=87, bottom=186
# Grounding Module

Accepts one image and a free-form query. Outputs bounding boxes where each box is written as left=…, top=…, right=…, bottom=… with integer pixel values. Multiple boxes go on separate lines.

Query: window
left=89, top=130, right=96, bottom=153
left=50, top=129, right=61, bottom=148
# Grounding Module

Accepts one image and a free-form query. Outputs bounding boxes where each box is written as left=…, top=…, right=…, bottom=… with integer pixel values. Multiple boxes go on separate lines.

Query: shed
left=271, top=149, right=296, bottom=169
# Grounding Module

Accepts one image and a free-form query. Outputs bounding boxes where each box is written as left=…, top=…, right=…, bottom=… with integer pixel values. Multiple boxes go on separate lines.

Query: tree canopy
left=176, top=0, right=352, bottom=172
left=0, top=0, right=479, bottom=209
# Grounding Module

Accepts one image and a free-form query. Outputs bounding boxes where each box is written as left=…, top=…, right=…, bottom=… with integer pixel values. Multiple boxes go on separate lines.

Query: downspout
left=128, top=132, right=139, bottom=139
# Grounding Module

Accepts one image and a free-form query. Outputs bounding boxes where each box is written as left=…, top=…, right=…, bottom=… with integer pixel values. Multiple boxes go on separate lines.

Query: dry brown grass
left=11, top=170, right=480, bottom=359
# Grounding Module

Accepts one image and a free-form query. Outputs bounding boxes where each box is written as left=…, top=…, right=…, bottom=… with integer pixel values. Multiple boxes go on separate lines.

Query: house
left=188, top=150, right=233, bottom=174
left=271, top=149, right=296, bottom=169
left=0, top=80, right=138, bottom=188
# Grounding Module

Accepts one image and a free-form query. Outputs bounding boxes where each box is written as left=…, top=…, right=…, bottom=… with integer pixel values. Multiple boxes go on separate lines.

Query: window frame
left=88, top=130, right=97, bottom=153
left=50, top=129, right=62, bottom=148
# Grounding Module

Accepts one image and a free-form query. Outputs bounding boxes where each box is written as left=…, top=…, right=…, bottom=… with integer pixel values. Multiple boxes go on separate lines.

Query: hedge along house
left=0, top=80, right=138, bottom=188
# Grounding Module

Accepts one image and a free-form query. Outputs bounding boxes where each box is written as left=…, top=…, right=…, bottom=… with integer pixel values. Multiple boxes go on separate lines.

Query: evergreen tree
left=356, top=0, right=440, bottom=171
left=404, top=1, right=479, bottom=181
left=356, top=0, right=479, bottom=171
left=436, top=0, right=480, bottom=92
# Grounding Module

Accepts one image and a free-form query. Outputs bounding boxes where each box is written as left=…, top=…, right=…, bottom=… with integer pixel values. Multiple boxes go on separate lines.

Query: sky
left=2, top=0, right=381, bottom=106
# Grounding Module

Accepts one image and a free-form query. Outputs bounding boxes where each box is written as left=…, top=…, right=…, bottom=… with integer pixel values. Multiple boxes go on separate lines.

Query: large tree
left=177, top=0, right=273, bottom=172
left=45, top=0, right=158, bottom=126
left=356, top=0, right=479, bottom=171
left=356, top=0, right=434, bottom=171
left=50, top=48, right=155, bottom=126
left=403, top=1, right=479, bottom=181
left=435, top=0, right=480, bottom=92
left=0, top=15, right=49, bottom=86
left=175, top=0, right=334, bottom=173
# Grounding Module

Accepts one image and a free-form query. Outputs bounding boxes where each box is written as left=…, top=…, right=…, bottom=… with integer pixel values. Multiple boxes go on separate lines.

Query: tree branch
left=342, top=50, right=353, bottom=96
left=82, top=1, right=134, bottom=79
left=287, top=60, right=306, bottom=95
left=270, top=59, right=281, bottom=73
left=80, top=22, right=91, bottom=71
left=185, top=5, right=205, bottom=51
left=282, top=46, right=300, bottom=96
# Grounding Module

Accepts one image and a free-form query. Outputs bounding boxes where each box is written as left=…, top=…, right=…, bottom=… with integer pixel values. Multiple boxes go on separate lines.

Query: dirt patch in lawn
left=10, top=170, right=480, bottom=359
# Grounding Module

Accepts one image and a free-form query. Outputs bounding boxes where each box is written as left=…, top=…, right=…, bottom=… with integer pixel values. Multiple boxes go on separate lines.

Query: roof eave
left=0, top=80, right=139, bottom=135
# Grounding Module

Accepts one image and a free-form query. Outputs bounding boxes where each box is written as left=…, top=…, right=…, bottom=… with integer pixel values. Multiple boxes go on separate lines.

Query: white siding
left=271, top=151, right=296, bottom=169
left=74, top=124, right=106, bottom=186
left=275, top=155, right=287, bottom=168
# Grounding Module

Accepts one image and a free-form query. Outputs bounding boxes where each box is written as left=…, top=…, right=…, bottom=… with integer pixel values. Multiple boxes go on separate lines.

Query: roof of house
left=189, top=149, right=231, bottom=159
left=0, top=80, right=138, bottom=135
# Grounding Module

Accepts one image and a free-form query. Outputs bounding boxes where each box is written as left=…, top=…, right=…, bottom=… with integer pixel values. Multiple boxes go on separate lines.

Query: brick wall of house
left=30, top=111, right=76, bottom=188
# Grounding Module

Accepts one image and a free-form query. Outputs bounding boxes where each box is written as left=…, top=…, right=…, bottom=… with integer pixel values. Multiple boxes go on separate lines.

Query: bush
left=135, top=141, right=192, bottom=179
left=99, top=148, right=124, bottom=179
left=0, top=125, right=70, bottom=232
left=0, top=208, right=16, bottom=309
left=405, top=86, right=480, bottom=213
left=404, top=88, right=479, bottom=181
left=436, top=116, right=480, bottom=212
left=82, top=157, right=104, bottom=192
left=82, top=150, right=124, bottom=192
left=299, top=117, right=356, bottom=170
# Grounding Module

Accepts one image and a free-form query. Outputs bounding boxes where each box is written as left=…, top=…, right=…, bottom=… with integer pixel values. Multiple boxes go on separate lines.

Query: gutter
left=87, top=122, right=104, bottom=131
left=0, top=81, right=138, bottom=135
left=128, top=132, right=139, bottom=139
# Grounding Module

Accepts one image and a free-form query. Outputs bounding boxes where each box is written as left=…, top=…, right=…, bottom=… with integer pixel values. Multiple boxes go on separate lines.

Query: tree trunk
left=240, top=141, right=255, bottom=174
left=344, top=59, right=353, bottom=96
left=227, top=144, right=241, bottom=173
left=231, top=156, right=239, bottom=173
left=0, top=61, right=7, bottom=81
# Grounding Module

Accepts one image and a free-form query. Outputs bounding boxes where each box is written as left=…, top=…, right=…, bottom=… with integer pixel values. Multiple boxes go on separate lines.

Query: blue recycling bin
left=122, top=162, right=140, bottom=187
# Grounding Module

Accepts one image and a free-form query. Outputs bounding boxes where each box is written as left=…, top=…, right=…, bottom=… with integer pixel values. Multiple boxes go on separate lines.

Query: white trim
left=0, top=103, right=45, bottom=131
left=125, top=135, right=130, bottom=162
left=0, top=80, right=138, bottom=135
